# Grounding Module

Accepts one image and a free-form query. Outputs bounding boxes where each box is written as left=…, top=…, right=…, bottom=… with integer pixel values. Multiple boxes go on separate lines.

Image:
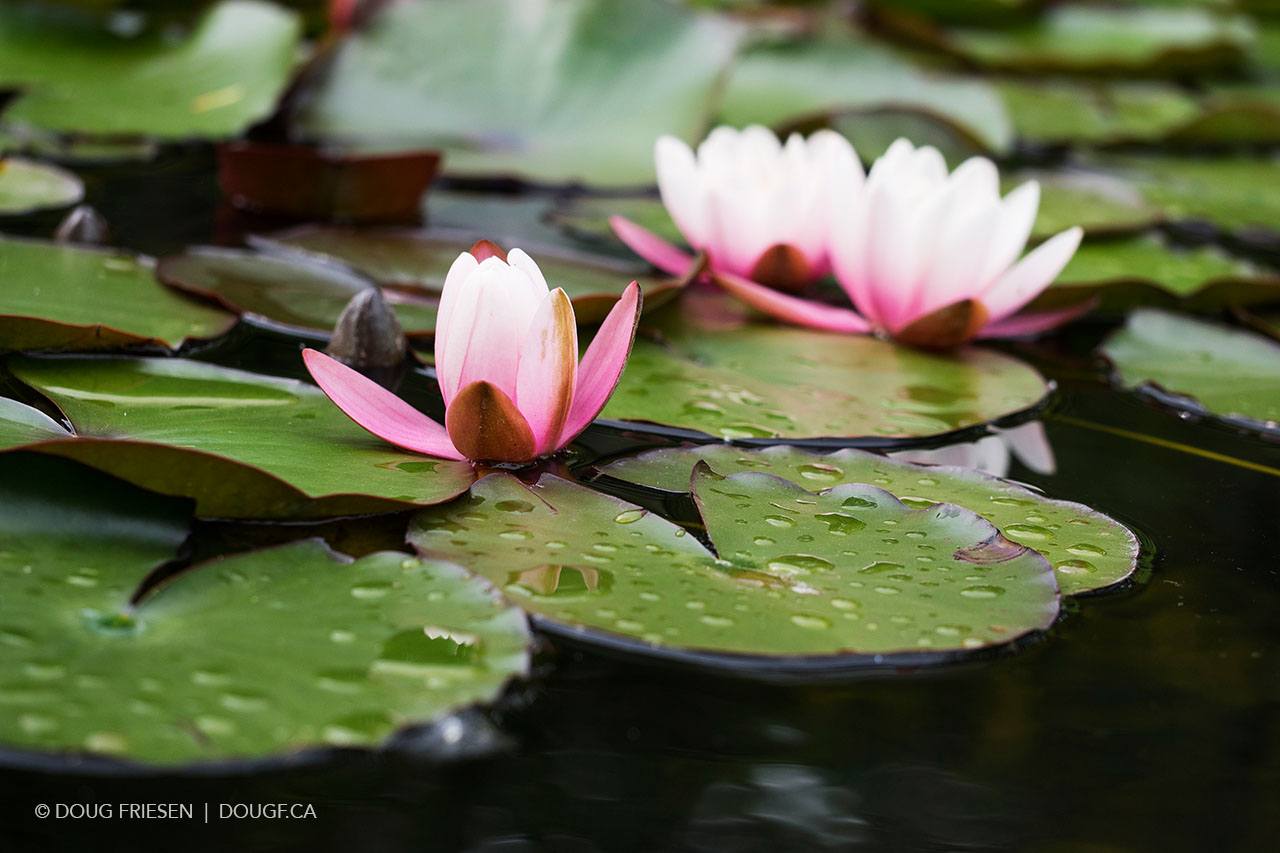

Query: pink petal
left=302, top=349, right=464, bottom=460
left=976, top=299, right=1095, bottom=339
left=714, top=271, right=871, bottom=334
left=609, top=216, right=696, bottom=278
left=561, top=281, right=643, bottom=442
left=979, top=227, right=1084, bottom=323
left=516, top=288, right=579, bottom=455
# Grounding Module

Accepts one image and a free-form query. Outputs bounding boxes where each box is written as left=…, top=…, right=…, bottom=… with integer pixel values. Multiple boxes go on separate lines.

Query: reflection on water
left=892, top=421, right=1057, bottom=478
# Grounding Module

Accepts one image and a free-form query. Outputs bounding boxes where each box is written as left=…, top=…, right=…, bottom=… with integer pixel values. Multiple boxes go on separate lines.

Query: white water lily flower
left=612, top=125, right=859, bottom=291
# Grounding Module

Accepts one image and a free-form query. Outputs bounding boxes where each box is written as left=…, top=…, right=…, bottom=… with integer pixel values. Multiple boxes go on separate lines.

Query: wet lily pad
left=596, top=445, right=1138, bottom=596
left=547, top=195, right=680, bottom=253
left=0, top=457, right=529, bottom=765
left=600, top=316, right=1050, bottom=442
left=998, top=79, right=1202, bottom=145
left=1017, top=171, right=1162, bottom=240
left=0, top=0, right=302, bottom=139
left=408, top=470, right=1059, bottom=672
left=5, top=357, right=477, bottom=518
left=253, top=227, right=684, bottom=323
left=0, top=156, right=83, bottom=215
left=0, top=236, right=236, bottom=353
left=1094, top=155, right=1280, bottom=234
left=157, top=247, right=439, bottom=337
left=717, top=34, right=1012, bottom=154
left=1100, top=309, right=1280, bottom=435
left=294, top=0, right=743, bottom=186
left=1037, top=234, right=1280, bottom=313
left=940, top=6, right=1254, bottom=75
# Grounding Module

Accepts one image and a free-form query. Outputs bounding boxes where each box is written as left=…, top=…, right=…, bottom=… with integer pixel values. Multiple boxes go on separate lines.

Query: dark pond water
left=1, top=147, right=1277, bottom=853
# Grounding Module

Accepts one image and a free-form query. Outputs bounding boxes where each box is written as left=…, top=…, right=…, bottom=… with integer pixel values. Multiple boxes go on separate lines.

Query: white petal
left=655, top=135, right=709, bottom=248
left=978, top=181, right=1040, bottom=286
left=980, top=227, right=1083, bottom=322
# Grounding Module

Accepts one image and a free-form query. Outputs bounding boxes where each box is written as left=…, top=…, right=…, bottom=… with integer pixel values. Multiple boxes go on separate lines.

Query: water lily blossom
left=303, top=244, right=642, bottom=463
left=611, top=125, right=859, bottom=292
left=614, top=130, right=1087, bottom=348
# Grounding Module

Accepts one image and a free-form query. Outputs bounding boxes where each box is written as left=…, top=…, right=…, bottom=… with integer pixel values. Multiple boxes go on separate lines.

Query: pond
left=1, top=1, right=1278, bottom=851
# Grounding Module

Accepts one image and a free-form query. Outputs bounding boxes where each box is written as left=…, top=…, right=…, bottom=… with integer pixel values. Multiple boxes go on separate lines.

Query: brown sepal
left=748, top=243, right=812, bottom=293
left=446, top=381, right=538, bottom=463
left=894, top=299, right=989, bottom=349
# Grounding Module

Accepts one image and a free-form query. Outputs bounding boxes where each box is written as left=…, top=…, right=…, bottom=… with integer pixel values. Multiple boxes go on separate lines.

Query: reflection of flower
left=612, top=130, right=1088, bottom=348
left=304, top=245, right=641, bottom=463
left=891, top=421, right=1056, bottom=478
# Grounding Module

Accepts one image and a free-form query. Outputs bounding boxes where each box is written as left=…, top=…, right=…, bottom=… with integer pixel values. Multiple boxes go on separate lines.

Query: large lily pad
left=0, top=156, right=83, bottom=215
left=5, top=357, right=477, bottom=518
left=408, top=470, right=1059, bottom=672
left=596, top=445, right=1138, bottom=596
left=600, top=316, right=1050, bottom=442
left=0, top=236, right=236, bottom=352
left=1095, top=154, right=1280, bottom=234
left=1038, top=234, right=1280, bottom=313
left=1024, top=172, right=1162, bottom=240
left=939, top=6, right=1255, bottom=75
left=157, top=247, right=439, bottom=337
left=717, top=34, right=1012, bottom=154
left=0, top=457, right=530, bottom=765
left=998, top=79, right=1202, bottom=145
left=253, top=226, right=684, bottom=323
left=1100, top=309, right=1280, bottom=435
left=294, top=0, right=743, bottom=186
left=0, top=0, right=301, bottom=139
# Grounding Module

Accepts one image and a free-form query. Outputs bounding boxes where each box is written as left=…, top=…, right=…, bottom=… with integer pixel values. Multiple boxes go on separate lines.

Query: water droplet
left=1067, top=543, right=1106, bottom=557
left=790, top=614, right=831, bottom=630
left=499, top=529, right=532, bottom=541
left=858, top=561, right=904, bottom=575
left=351, top=580, right=393, bottom=600
left=84, top=732, right=127, bottom=753
left=798, top=464, right=843, bottom=483
left=614, top=509, right=647, bottom=524
left=1056, top=559, right=1096, bottom=575
left=1004, top=523, right=1052, bottom=541
left=700, top=614, right=734, bottom=628
left=752, top=536, right=776, bottom=546
left=330, top=630, right=356, bottom=644
left=221, top=691, right=269, bottom=713
left=495, top=499, right=534, bottom=513
left=764, top=515, right=796, bottom=528
left=960, top=585, right=1006, bottom=599
left=841, top=496, right=877, bottom=509
left=816, top=512, right=865, bottom=535
left=374, top=626, right=481, bottom=675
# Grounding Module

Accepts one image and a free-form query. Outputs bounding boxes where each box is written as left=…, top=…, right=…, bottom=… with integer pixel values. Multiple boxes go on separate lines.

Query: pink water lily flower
left=304, top=244, right=642, bottom=464
left=613, top=125, right=858, bottom=292
left=614, top=132, right=1088, bottom=348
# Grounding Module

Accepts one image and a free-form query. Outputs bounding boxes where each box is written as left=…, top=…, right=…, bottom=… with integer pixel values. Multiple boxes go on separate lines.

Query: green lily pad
left=5, top=356, right=477, bottom=519
left=1094, top=154, right=1280, bottom=234
left=717, top=34, right=1012, bottom=154
left=1035, top=234, right=1280, bottom=313
left=294, top=0, right=744, bottom=186
left=1100, top=309, right=1280, bottom=435
left=0, top=457, right=529, bottom=765
left=942, top=6, right=1254, bottom=75
left=0, top=156, right=83, bottom=215
left=157, top=247, right=439, bottom=337
left=408, top=470, right=1060, bottom=672
left=253, top=227, right=685, bottom=324
left=998, top=79, right=1202, bottom=145
left=0, top=236, right=236, bottom=353
left=596, top=445, right=1138, bottom=596
left=0, top=0, right=301, bottom=139
left=600, top=315, right=1050, bottom=442
left=1021, top=171, right=1162, bottom=240
left=547, top=195, right=681, bottom=253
